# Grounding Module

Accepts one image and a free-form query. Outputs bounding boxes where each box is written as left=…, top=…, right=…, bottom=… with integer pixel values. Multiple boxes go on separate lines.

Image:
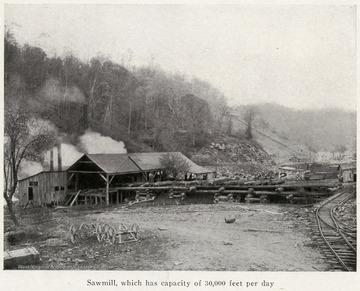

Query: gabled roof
left=338, top=162, right=356, bottom=171
left=128, top=152, right=214, bottom=174
left=68, top=154, right=142, bottom=174
left=88, top=154, right=142, bottom=173
left=18, top=166, right=69, bottom=181
left=67, top=152, right=214, bottom=175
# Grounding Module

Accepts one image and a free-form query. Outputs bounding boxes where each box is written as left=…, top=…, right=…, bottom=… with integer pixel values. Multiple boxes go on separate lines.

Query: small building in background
left=308, top=162, right=339, bottom=180
left=338, top=162, right=356, bottom=183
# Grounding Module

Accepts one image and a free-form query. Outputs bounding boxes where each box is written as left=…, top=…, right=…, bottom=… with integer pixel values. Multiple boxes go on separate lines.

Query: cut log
left=245, top=228, right=285, bottom=233
left=245, top=198, right=261, bottom=202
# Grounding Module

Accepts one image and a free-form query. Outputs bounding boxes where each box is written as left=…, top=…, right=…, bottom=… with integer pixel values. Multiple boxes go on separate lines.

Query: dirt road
left=5, top=202, right=330, bottom=271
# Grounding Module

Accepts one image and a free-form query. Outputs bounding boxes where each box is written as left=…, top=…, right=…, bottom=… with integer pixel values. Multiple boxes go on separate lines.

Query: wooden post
left=116, top=190, right=119, bottom=204
left=106, top=174, right=109, bottom=206
left=120, top=191, right=123, bottom=203
left=75, top=173, right=79, bottom=191
left=69, top=190, right=81, bottom=207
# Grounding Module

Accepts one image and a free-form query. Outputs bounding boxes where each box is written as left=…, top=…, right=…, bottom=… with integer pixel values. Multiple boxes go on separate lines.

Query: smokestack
left=50, top=148, right=54, bottom=171
left=57, top=143, right=62, bottom=171
left=83, top=104, right=88, bottom=130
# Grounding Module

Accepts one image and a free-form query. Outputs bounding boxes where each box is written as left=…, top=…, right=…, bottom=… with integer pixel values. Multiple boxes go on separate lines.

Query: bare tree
left=159, top=153, right=191, bottom=179
left=243, top=105, right=259, bottom=139
left=180, top=94, right=211, bottom=146
left=4, top=102, right=55, bottom=226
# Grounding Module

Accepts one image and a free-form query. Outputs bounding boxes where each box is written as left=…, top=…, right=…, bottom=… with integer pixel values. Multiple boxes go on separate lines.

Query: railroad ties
left=313, top=187, right=356, bottom=271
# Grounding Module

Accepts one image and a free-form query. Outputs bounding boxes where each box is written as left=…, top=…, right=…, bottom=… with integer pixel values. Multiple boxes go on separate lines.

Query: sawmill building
left=18, top=152, right=214, bottom=207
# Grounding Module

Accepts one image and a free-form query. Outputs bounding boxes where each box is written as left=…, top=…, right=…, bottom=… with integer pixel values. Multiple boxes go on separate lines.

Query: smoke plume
left=78, top=130, right=127, bottom=154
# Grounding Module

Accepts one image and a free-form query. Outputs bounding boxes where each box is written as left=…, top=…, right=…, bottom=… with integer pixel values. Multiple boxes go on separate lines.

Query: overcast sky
left=5, top=5, right=357, bottom=111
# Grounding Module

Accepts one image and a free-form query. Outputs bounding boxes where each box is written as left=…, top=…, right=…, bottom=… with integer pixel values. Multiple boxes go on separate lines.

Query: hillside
left=231, top=103, right=356, bottom=163
left=6, top=32, right=356, bottom=176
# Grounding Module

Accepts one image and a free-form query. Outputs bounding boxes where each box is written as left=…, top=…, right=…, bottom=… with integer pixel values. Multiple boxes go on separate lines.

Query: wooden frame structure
left=67, top=154, right=146, bottom=206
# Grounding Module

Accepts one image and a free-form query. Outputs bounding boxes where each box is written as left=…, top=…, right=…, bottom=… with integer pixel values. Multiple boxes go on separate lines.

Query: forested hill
left=233, top=103, right=356, bottom=153
left=5, top=31, right=229, bottom=155
left=6, top=31, right=355, bottom=164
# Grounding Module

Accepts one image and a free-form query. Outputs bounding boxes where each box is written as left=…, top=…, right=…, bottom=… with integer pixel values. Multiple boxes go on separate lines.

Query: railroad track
left=314, top=186, right=356, bottom=271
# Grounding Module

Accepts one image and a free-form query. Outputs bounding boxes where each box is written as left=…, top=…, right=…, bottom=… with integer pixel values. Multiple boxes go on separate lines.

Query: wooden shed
left=18, top=170, right=68, bottom=207
left=338, top=162, right=356, bottom=183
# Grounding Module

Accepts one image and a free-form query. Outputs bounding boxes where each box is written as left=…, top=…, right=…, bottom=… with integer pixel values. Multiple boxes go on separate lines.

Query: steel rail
left=330, top=191, right=357, bottom=253
left=315, top=188, right=356, bottom=271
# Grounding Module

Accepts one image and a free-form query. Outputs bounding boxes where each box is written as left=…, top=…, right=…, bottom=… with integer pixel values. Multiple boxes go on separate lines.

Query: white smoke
left=19, top=161, right=44, bottom=179
left=79, top=130, right=127, bottom=154
left=19, top=129, right=127, bottom=178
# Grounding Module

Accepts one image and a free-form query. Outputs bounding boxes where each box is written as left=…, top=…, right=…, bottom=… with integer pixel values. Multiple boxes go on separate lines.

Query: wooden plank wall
left=18, top=171, right=68, bottom=206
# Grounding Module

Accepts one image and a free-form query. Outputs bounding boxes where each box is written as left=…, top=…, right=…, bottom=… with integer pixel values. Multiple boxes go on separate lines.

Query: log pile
left=135, top=189, right=156, bottom=201
left=168, top=189, right=187, bottom=200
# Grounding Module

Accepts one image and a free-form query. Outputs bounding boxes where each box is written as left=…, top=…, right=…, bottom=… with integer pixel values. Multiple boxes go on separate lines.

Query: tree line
left=5, top=29, right=230, bottom=153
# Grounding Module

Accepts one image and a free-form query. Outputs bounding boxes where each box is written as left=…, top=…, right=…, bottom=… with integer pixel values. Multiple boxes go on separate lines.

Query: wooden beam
left=109, top=175, right=115, bottom=185
left=114, top=186, right=189, bottom=191
left=197, top=184, right=334, bottom=190
left=69, top=190, right=81, bottom=207
left=68, top=171, right=106, bottom=174
left=75, top=174, right=79, bottom=191
left=67, top=173, right=75, bottom=184
left=194, top=190, right=328, bottom=196
left=106, top=174, right=109, bottom=206
left=99, top=173, right=107, bottom=182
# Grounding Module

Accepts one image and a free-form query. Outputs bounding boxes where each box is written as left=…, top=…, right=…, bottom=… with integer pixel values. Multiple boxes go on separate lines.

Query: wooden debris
left=4, top=247, right=40, bottom=269
left=245, top=228, right=284, bottom=233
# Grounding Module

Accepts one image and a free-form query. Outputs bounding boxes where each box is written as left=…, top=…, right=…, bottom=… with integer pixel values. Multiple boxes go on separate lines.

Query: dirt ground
left=4, top=201, right=332, bottom=271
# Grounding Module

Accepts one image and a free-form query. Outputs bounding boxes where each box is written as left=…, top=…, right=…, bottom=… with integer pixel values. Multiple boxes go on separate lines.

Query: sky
left=4, top=4, right=357, bottom=111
